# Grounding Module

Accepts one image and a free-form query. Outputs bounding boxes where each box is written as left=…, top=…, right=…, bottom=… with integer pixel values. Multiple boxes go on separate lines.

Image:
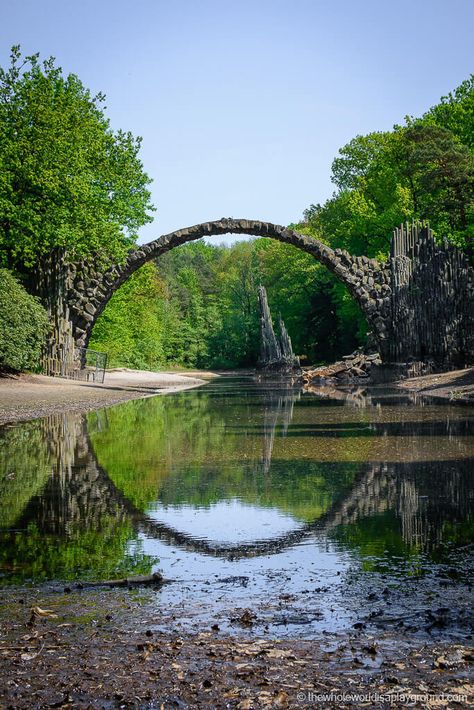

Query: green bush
left=0, top=269, right=49, bottom=372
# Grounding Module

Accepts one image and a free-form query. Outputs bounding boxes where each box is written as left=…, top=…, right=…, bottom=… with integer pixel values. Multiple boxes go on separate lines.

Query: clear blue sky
left=3, top=0, right=474, bottom=245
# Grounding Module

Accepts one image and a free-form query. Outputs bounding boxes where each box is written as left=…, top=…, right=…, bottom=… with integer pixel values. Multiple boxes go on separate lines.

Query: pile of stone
left=302, top=349, right=382, bottom=386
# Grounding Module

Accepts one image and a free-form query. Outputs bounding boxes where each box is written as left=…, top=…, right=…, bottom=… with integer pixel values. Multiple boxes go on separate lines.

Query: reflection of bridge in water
left=9, top=386, right=474, bottom=560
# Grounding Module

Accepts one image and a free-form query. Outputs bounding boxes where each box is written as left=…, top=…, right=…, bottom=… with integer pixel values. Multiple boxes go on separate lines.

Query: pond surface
left=1, top=377, right=473, bottom=638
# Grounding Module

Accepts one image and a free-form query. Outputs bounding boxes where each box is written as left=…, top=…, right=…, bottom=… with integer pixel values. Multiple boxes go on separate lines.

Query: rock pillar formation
left=257, top=285, right=300, bottom=372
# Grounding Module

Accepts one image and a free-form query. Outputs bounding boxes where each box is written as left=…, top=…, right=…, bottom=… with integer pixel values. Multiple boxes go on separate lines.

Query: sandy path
left=0, top=368, right=214, bottom=424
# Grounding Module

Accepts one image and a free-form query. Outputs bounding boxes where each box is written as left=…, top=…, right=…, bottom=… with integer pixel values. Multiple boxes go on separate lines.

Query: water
left=1, top=377, right=473, bottom=637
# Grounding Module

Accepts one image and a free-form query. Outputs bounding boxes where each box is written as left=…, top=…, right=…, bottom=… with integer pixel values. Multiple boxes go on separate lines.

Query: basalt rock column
left=257, top=285, right=300, bottom=372
left=388, top=223, right=474, bottom=368
left=34, top=250, right=77, bottom=376
left=258, top=285, right=282, bottom=366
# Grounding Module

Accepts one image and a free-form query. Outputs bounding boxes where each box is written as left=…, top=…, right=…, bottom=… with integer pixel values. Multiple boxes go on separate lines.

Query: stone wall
left=388, top=223, right=474, bottom=367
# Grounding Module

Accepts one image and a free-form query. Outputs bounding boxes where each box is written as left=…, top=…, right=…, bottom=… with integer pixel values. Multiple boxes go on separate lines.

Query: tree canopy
left=304, top=78, right=474, bottom=259
left=90, top=75, right=473, bottom=369
left=0, top=46, right=154, bottom=270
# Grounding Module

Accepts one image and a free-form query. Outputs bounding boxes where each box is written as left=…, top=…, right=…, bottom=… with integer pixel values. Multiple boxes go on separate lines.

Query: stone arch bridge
left=38, top=218, right=474, bottom=370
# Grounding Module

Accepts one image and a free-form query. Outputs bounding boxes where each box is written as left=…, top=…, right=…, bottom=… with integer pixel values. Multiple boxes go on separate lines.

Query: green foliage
left=92, top=75, right=473, bottom=368
left=0, top=46, right=154, bottom=269
left=206, top=241, right=261, bottom=367
left=397, top=124, right=474, bottom=252
left=420, top=75, right=474, bottom=149
left=89, top=263, right=167, bottom=369
left=305, top=77, right=474, bottom=259
left=0, top=268, right=48, bottom=371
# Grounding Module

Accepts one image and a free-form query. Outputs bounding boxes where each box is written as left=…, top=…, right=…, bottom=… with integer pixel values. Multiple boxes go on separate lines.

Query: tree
left=304, top=86, right=474, bottom=261
left=89, top=263, right=167, bottom=370
left=0, top=46, right=154, bottom=270
left=397, top=124, right=474, bottom=255
left=0, top=268, right=49, bottom=371
left=420, top=75, right=474, bottom=150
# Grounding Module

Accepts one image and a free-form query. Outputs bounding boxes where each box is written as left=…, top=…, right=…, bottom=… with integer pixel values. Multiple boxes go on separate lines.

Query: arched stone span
left=67, top=218, right=391, bottom=354
left=40, top=220, right=473, bottom=370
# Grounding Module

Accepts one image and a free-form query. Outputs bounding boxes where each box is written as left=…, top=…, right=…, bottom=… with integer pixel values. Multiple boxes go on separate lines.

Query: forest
left=0, top=48, right=472, bottom=372
left=90, top=76, right=474, bottom=369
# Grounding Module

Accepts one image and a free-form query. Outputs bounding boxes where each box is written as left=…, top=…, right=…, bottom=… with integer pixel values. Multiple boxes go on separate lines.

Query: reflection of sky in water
left=146, top=499, right=301, bottom=543
left=1, top=378, right=473, bottom=636
left=133, top=526, right=353, bottom=636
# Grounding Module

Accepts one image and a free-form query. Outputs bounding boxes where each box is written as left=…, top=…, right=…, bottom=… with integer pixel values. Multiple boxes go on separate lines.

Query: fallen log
left=71, top=572, right=165, bottom=590
left=303, top=349, right=382, bottom=387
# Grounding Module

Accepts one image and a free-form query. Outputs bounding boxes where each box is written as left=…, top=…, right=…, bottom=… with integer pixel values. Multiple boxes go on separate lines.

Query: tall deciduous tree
left=397, top=124, right=474, bottom=255
left=0, top=46, right=154, bottom=270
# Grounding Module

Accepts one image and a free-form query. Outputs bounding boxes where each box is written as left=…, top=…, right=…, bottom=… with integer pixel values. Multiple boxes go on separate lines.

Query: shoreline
left=395, top=366, right=474, bottom=404
left=0, top=368, right=215, bottom=425
left=0, top=585, right=472, bottom=708
left=1, top=364, right=473, bottom=426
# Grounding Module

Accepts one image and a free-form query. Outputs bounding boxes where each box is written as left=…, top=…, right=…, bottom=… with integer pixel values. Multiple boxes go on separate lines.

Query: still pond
left=1, top=377, right=473, bottom=638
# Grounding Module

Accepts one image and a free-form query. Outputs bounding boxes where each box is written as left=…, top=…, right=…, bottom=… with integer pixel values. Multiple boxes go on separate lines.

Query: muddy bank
left=0, top=369, right=214, bottom=424
left=396, top=366, right=474, bottom=404
left=0, top=586, right=472, bottom=709
left=302, top=361, right=474, bottom=405
left=1, top=539, right=473, bottom=707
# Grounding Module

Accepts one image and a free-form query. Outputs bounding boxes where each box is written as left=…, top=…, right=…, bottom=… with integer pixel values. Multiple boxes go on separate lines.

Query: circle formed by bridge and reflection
left=1, top=376, right=473, bottom=637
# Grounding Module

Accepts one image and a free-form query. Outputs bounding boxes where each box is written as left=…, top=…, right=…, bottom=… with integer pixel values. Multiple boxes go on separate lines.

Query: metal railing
left=46, top=346, right=108, bottom=384
left=71, top=347, right=108, bottom=384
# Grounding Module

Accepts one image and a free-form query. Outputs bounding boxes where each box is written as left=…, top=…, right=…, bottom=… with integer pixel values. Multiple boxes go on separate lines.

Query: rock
left=257, top=286, right=300, bottom=373
left=303, top=348, right=383, bottom=387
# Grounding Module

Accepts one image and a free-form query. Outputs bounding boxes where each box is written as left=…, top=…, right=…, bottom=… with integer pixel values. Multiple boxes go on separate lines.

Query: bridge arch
left=67, top=218, right=391, bottom=354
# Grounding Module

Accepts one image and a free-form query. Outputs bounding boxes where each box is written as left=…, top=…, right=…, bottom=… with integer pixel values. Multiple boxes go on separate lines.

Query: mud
left=1, top=574, right=473, bottom=709
left=397, top=366, right=474, bottom=404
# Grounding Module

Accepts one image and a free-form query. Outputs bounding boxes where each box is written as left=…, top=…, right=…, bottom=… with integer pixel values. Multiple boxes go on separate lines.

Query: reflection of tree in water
left=0, top=392, right=473, bottom=581
left=0, top=418, right=53, bottom=528
left=16, top=413, right=129, bottom=535
left=0, top=413, right=148, bottom=583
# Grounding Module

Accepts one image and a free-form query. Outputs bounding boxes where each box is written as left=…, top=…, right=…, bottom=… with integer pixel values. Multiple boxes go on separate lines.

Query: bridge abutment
left=387, top=224, right=474, bottom=369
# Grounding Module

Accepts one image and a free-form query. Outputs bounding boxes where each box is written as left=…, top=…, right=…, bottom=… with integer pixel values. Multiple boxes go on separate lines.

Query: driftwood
left=303, top=349, right=382, bottom=386
left=72, top=572, right=165, bottom=590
